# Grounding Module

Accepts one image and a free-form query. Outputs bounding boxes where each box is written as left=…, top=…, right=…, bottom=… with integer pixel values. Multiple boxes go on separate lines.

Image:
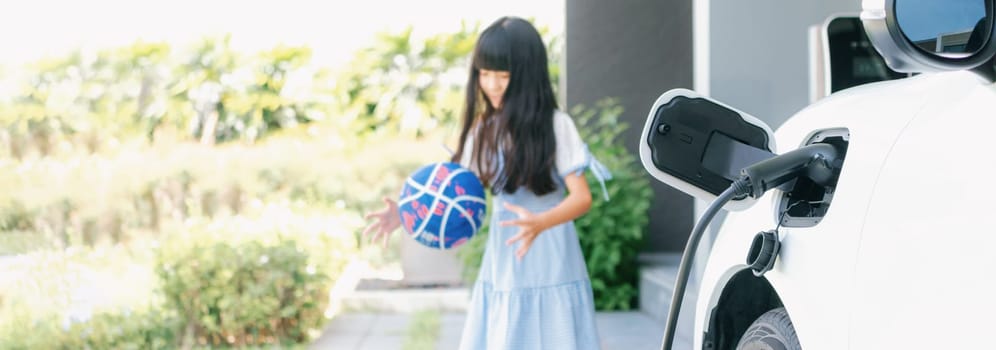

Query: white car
left=639, top=0, right=996, bottom=349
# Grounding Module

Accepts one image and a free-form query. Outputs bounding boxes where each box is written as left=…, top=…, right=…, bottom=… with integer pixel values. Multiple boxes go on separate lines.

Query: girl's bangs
left=473, top=30, right=511, bottom=71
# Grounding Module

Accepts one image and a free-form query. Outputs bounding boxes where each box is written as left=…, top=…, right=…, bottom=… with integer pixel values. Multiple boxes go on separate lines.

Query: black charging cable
left=659, top=176, right=751, bottom=350
left=659, top=143, right=839, bottom=350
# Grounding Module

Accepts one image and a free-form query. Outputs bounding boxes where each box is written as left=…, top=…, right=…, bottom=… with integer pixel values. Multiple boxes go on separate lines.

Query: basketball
left=398, top=162, right=487, bottom=249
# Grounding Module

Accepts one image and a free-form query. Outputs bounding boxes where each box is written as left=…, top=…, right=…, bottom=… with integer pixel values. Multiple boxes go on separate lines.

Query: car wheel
left=735, top=307, right=801, bottom=350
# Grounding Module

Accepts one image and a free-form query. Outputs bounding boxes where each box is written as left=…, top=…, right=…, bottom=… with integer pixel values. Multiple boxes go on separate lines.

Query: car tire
left=735, top=307, right=802, bottom=350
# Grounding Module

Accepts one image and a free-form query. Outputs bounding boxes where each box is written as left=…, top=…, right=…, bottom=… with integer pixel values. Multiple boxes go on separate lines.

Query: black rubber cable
left=660, top=177, right=752, bottom=350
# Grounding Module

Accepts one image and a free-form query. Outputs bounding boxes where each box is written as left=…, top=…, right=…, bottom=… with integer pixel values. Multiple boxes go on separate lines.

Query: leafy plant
left=0, top=304, right=181, bottom=350
left=335, top=24, right=477, bottom=138
left=572, top=99, right=652, bottom=311
left=156, top=207, right=356, bottom=347
left=57, top=307, right=181, bottom=350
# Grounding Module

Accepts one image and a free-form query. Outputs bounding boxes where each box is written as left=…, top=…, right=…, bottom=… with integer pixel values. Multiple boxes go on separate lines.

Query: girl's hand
left=362, top=197, right=401, bottom=248
left=500, top=202, right=547, bottom=260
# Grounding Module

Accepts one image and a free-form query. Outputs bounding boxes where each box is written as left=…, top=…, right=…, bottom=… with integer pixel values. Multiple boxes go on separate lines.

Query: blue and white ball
left=398, top=162, right=487, bottom=249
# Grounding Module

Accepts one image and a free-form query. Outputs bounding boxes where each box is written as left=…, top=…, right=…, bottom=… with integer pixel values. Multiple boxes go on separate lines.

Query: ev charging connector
left=659, top=142, right=841, bottom=350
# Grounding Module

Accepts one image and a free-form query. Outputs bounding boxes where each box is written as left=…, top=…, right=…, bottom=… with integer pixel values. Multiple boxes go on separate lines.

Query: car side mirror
left=862, top=0, right=996, bottom=80
left=639, top=89, right=776, bottom=211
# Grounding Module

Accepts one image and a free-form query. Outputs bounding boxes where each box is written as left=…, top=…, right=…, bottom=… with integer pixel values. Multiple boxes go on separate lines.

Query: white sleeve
left=458, top=133, right=479, bottom=174
left=554, top=111, right=590, bottom=177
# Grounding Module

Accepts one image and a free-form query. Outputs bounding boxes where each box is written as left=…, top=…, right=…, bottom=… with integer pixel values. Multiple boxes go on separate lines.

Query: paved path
left=311, top=311, right=688, bottom=350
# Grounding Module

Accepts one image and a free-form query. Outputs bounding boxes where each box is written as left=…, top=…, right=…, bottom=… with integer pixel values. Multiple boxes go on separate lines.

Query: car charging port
left=777, top=128, right=850, bottom=228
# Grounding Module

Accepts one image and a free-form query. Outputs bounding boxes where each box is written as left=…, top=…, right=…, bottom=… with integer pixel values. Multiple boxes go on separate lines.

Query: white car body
left=694, top=69, right=996, bottom=349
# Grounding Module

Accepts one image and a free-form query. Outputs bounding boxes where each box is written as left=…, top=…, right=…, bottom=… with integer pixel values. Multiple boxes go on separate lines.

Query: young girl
left=363, top=16, right=610, bottom=350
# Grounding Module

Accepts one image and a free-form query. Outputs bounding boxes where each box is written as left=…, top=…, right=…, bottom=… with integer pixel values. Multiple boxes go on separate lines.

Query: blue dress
left=458, top=111, right=612, bottom=350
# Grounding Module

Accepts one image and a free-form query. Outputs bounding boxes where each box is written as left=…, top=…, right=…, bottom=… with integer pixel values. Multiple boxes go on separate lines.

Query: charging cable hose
left=659, top=176, right=751, bottom=350
left=659, top=143, right=839, bottom=350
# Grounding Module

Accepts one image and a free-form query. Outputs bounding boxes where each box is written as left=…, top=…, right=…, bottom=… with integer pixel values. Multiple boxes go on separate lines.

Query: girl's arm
left=501, top=172, right=592, bottom=259
left=537, top=172, right=593, bottom=227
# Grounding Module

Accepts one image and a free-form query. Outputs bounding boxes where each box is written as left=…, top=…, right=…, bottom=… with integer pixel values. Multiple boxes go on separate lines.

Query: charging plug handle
left=741, top=143, right=839, bottom=198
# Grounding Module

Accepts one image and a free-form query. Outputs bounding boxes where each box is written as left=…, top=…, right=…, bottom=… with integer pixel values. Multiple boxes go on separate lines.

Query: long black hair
left=451, top=16, right=559, bottom=195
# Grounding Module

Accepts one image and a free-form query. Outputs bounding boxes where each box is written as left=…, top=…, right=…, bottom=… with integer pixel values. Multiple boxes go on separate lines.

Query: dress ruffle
left=459, top=279, right=601, bottom=350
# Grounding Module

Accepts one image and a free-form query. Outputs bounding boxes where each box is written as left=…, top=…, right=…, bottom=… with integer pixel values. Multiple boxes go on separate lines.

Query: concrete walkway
left=311, top=311, right=684, bottom=350
left=311, top=260, right=692, bottom=349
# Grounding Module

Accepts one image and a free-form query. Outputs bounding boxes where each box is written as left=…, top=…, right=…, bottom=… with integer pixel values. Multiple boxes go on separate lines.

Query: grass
left=402, top=309, right=442, bottom=350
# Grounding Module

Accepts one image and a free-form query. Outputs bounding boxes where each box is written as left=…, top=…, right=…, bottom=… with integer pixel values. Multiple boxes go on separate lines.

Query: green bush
left=159, top=239, right=324, bottom=347
left=57, top=307, right=181, bottom=350
left=457, top=100, right=652, bottom=310
left=0, top=306, right=180, bottom=350
left=572, top=99, right=652, bottom=311
left=156, top=208, right=355, bottom=348
left=0, top=205, right=358, bottom=349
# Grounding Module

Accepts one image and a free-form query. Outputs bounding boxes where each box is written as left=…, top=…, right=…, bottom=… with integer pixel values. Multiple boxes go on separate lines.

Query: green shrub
left=572, top=99, right=652, bottom=311
left=160, top=239, right=323, bottom=346
left=156, top=206, right=357, bottom=347
left=57, top=307, right=181, bottom=350
left=0, top=205, right=358, bottom=349
left=456, top=100, right=652, bottom=310
left=0, top=306, right=180, bottom=350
